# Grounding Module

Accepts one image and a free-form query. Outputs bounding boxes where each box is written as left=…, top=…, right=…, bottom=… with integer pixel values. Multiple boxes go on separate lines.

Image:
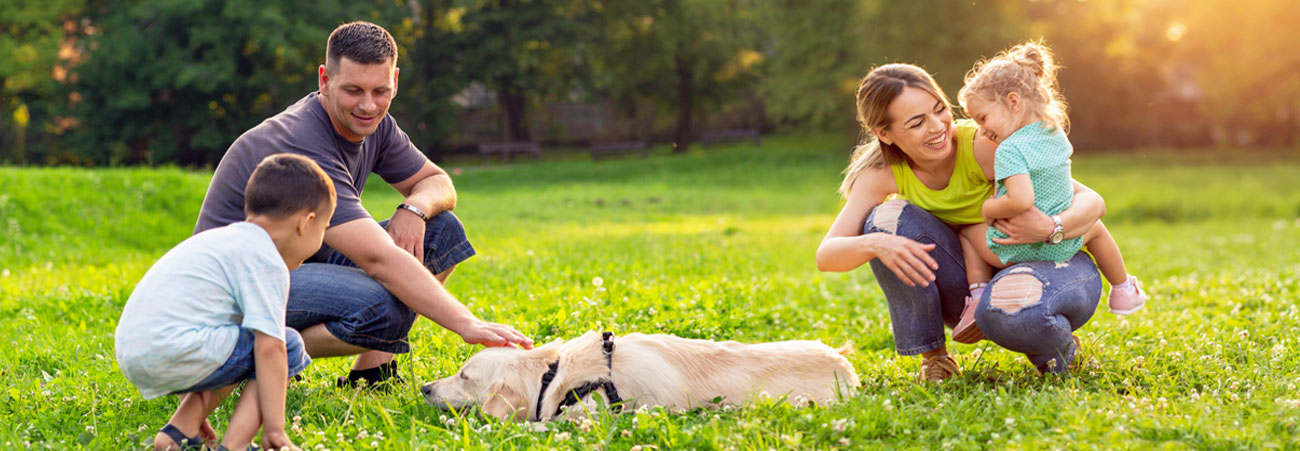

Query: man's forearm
left=405, top=174, right=456, bottom=215
left=363, top=249, right=477, bottom=332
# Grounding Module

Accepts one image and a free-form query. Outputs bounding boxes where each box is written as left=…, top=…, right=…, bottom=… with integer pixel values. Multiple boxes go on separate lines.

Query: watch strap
left=397, top=203, right=429, bottom=221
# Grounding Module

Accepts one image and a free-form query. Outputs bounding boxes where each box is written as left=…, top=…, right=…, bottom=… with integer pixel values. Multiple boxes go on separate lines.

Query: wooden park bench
left=590, top=141, right=649, bottom=161
left=700, top=129, right=761, bottom=149
left=477, top=141, right=541, bottom=163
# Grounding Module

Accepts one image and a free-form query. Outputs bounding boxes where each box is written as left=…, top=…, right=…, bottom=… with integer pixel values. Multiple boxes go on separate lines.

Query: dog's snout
left=420, top=383, right=434, bottom=397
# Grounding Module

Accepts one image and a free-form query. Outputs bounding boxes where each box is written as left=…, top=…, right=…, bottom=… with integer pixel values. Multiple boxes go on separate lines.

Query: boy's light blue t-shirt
left=115, top=222, right=289, bottom=399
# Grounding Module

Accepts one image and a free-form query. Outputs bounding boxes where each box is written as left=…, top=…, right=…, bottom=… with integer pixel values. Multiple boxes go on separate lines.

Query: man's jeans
left=285, top=211, right=475, bottom=354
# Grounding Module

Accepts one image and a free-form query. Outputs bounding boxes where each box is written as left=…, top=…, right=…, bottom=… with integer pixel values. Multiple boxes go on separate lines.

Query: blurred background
left=1, top=0, right=1297, bottom=166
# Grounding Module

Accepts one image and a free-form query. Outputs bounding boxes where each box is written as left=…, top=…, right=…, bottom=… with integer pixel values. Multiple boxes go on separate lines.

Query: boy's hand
left=261, top=429, right=299, bottom=451
left=200, top=420, right=217, bottom=447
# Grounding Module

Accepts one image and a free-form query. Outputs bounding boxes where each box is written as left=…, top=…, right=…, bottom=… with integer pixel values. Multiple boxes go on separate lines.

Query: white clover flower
left=830, top=418, right=848, bottom=432
left=555, top=432, right=571, bottom=441
left=592, top=277, right=604, bottom=287
left=838, top=438, right=851, bottom=447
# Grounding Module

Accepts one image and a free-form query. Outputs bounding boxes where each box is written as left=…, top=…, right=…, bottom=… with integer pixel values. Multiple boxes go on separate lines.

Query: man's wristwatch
left=397, top=203, right=429, bottom=221
left=1046, top=214, right=1065, bottom=244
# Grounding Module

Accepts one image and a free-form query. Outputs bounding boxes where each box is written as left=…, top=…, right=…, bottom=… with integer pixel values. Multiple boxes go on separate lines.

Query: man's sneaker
left=918, top=353, right=961, bottom=382
left=1108, top=275, right=1147, bottom=315
left=952, top=295, right=984, bottom=344
left=337, top=360, right=403, bottom=389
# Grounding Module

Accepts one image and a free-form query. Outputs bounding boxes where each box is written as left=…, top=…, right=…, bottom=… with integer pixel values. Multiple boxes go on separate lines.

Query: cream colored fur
left=421, top=331, right=859, bottom=421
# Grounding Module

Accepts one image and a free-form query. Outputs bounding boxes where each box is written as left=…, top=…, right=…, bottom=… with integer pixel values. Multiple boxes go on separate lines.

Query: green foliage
left=0, top=0, right=84, bottom=164
left=63, top=0, right=356, bottom=165
left=453, top=0, right=596, bottom=141
left=588, top=0, right=764, bottom=148
left=2, top=138, right=1300, bottom=448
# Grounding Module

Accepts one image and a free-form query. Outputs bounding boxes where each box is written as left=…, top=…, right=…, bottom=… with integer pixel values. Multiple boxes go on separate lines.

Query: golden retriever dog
left=421, top=331, right=859, bottom=421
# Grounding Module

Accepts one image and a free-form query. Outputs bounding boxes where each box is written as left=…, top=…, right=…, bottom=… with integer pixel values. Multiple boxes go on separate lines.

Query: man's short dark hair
left=245, top=154, right=336, bottom=219
left=325, top=21, right=398, bottom=73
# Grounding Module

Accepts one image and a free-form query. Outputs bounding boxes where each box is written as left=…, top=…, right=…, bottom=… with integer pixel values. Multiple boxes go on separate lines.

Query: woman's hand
left=870, top=234, right=939, bottom=287
left=990, top=206, right=1052, bottom=245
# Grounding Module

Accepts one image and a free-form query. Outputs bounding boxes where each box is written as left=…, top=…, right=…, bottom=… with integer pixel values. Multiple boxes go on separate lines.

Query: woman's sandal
left=157, top=424, right=203, bottom=451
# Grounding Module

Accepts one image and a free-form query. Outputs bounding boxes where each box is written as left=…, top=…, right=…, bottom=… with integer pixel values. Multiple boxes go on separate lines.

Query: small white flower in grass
left=2, top=269, right=9, bottom=277
left=1005, top=417, right=1015, bottom=426
left=526, top=249, right=535, bottom=257
left=592, top=277, right=603, bottom=287
left=356, top=430, right=369, bottom=440
left=622, top=430, right=633, bottom=438
left=830, top=418, right=849, bottom=432
left=555, top=432, right=571, bottom=441
left=370, top=441, right=377, bottom=448
left=838, top=438, right=851, bottom=447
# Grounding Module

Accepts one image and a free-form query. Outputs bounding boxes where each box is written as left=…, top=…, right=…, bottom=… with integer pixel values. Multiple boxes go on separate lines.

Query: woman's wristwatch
left=1046, top=214, right=1065, bottom=244
left=397, top=203, right=429, bottom=221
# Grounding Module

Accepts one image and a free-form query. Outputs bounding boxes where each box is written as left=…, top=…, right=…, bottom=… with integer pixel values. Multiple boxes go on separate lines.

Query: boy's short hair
left=245, top=153, right=336, bottom=219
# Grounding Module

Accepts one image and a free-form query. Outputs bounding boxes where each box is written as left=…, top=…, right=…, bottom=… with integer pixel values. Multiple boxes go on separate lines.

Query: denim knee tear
left=871, top=199, right=907, bottom=234
left=989, top=273, right=1044, bottom=314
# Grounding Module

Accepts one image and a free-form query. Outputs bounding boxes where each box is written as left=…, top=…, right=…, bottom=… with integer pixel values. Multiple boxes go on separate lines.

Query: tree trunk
left=672, top=53, right=694, bottom=153
left=498, top=86, right=529, bottom=142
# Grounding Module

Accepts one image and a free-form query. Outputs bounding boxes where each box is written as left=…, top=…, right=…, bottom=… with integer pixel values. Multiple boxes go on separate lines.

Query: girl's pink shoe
left=952, top=295, right=984, bottom=343
left=1108, top=275, right=1147, bottom=315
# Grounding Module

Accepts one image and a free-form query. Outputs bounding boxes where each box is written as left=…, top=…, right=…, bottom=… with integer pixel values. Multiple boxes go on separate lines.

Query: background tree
left=454, top=0, right=593, bottom=142
left=591, top=0, right=762, bottom=152
left=0, top=0, right=85, bottom=164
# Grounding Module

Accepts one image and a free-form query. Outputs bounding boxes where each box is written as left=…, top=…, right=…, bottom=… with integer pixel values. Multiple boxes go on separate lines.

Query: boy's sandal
left=158, top=424, right=204, bottom=451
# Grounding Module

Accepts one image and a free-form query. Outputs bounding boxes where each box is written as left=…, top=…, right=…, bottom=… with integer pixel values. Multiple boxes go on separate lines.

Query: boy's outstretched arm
left=253, top=331, right=296, bottom=450
left=982, top=174, right=1035, bottom=220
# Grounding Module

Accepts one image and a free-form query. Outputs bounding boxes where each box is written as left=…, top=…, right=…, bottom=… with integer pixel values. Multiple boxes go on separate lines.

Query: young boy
left=115, top=154, right=336, bottom=450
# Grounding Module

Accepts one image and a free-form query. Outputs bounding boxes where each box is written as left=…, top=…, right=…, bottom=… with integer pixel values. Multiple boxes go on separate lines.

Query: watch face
left=1050, top=232, right=1065, bottom=244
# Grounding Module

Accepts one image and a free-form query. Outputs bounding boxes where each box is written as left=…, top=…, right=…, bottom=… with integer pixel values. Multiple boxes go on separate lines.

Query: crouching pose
left=116, top=154, right=335, bottom=450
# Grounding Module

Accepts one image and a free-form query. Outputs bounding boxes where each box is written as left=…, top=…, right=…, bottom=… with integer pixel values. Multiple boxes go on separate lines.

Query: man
left=195, top=21, right=532, bottom=387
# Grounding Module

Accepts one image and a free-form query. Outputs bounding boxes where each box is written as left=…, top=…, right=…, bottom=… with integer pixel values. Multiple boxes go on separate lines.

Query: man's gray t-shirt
left=195, top=92, right=428, bottom=248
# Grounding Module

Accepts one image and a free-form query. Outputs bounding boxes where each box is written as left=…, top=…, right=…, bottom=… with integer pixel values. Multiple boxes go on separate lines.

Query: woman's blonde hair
left=840, top=64, right=954, bottom=197
left=958, top=40, right=1069, bottom=134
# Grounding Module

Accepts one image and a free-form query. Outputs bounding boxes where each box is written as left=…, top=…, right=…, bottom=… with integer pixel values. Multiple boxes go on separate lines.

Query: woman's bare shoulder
left=848, top=164, right=898, bottom=201
left=971, top=132, right=997, bottom=181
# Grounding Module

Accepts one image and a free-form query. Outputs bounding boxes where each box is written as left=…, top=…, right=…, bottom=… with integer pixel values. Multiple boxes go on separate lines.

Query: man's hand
left=456, top=319, right=534, bottom=349
left=260, top=430, right=300, bottom=451
left=387, top=208, right=427, bottom=261
left=991, top=207, right=1052, bottom=245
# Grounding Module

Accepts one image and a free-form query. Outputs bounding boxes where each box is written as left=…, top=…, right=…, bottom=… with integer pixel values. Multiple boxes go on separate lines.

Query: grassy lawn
left=2, top=136, right=1299, bottom=449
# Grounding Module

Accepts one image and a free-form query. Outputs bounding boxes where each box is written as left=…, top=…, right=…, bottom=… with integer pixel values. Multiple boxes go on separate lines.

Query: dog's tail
left=836, top=341, right=855, bottom=356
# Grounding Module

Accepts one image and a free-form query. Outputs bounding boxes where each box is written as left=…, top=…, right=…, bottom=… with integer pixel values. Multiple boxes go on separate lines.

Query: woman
left=816, top=64, right=1104, bottom=380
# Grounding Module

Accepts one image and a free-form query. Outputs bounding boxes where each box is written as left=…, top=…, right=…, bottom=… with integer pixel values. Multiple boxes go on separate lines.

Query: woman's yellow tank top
left=889, top=119, right=994, bottom=225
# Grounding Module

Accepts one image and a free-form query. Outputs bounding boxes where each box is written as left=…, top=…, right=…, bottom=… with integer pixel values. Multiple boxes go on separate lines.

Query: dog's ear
left=481, top=381, right=527, bottom=422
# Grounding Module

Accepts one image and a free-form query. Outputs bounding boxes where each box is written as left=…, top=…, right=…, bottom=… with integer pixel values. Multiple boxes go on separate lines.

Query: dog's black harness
left=534, top=331, right=624, bottom=420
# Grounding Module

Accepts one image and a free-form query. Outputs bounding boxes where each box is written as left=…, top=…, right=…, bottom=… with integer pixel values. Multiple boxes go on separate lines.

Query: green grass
left=2, top=136, right=1300, bottom=449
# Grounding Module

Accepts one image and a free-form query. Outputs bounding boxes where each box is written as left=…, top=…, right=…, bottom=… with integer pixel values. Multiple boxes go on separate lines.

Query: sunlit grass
left=1, top=140, right=1299, bottom=448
